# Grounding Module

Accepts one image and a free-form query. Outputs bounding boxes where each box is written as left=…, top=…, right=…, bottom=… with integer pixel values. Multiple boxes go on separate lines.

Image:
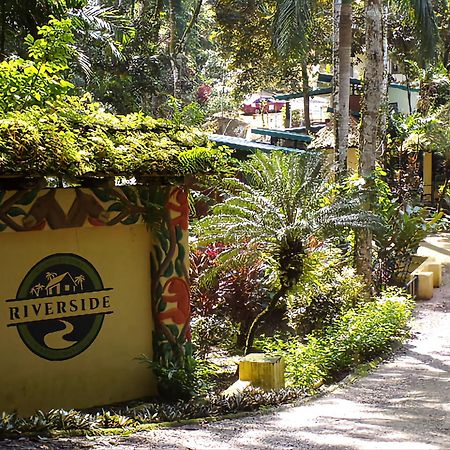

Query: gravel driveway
left=3, top=234, right=450, bottom=450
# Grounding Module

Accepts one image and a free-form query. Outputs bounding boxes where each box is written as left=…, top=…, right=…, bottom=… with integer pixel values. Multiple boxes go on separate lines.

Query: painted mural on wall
left=0, top=186, right=148, bottom=232
left=150, top=186, right=192, bottom=368
left=0, top=184, right=191, bottom=368
left=6, top=253, right=113, bottom=361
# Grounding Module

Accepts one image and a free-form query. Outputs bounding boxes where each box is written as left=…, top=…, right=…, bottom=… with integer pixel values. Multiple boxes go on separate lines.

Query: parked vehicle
left=241, top=97, right=286, bottom=115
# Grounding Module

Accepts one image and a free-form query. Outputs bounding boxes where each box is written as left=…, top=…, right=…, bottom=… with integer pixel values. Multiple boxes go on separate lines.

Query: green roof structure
left=0, top=99, right=228, bottom=182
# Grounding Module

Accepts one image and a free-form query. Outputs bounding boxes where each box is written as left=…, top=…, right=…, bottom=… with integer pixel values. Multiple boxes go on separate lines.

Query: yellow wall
left=0, top=201, right=156, bottom=415
left=323, top=147, right=358, bottom=174
left=347, top=147, right=358, bottom=173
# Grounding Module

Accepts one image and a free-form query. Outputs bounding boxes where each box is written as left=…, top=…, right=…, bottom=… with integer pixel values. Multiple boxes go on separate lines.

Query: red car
left=241, top=97, right=286, bottom=115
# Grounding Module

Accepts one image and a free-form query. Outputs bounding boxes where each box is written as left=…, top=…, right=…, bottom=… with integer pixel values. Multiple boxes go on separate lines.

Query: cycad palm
left=196, top=151, right=375, bottom=352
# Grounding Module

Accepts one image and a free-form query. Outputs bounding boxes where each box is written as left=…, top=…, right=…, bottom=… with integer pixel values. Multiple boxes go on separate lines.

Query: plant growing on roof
left=195, top=151, right=377, bottom=354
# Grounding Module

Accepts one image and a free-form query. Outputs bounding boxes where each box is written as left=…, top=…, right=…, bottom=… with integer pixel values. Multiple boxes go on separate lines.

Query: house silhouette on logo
left=46, top=273, right=77, bottom=296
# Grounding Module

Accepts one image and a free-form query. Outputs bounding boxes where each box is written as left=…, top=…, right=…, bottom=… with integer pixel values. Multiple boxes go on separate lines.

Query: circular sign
left=14, top=253, right=111, bottom=361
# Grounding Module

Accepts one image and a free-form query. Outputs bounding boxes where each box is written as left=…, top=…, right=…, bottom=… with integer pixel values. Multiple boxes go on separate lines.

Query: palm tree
left=45, top=272, right=57, bottom=282
left=30, top=283, right=45, bottom=297
left=196, top=151, right=376, bottom=353
left=272, top=0, right=318, bottom=132
left=74, top=275, right=85, bottom=290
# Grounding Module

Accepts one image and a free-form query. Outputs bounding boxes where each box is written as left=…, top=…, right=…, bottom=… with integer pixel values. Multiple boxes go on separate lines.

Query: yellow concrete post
left=347, top=147, right=359, bottom=173
left=424, top=262, right=442, bottom=287
left=423, top=152, right=432, bottom=201
left=239, top=353, right=285, bottom=391
left=416, top=271, right=434, bottom=300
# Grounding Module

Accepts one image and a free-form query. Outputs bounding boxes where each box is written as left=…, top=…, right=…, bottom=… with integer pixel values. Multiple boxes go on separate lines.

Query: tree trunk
left=301, top=61, right=311, bottom=131
left=0, top=0, right=6, bottom=61
left=378, top=3, right=389, bottom=161
left=334, top=0, right=352, bottom=177
left=244, top=286, right=288, bottom=355
left=333, top=0, right=341, bottom=164
left=356, top=0, right=383, bottom=287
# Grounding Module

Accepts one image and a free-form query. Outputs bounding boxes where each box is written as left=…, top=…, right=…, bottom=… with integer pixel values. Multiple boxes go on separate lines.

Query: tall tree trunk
left=244, top=286, right=288, bottom=355
left=0, top=0, right=6, bottom=61
left=334, top=0, right=352, bottom=177
left=356, top=0, right=384, bottom=287
left=301, top=61, right=311, bottom=131
left=378, top=3, right=389, bottom=161
left=333, top=0, right=340, bottom=162
left=168, top=0, right=179, bottom=97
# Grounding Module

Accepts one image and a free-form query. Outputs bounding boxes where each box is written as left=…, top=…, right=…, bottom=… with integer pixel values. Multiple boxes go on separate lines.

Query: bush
left=190, top=243, right=268, bottom=351
left=190, top=314, right=239, bottom=357
left=286, top=249, right=366, bottom=336
left=257, top=288, right=413, bottom=390
left=372, top=171, right=442, bottom=287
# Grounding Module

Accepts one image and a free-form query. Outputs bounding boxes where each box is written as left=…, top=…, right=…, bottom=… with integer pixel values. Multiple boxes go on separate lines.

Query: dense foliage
left=0, top=19, right=230, bottom=180
left=0, top=98, right=227, bottom=178
left=258, top=288, right=413, bottom=389
left=286, top=248, right=366, bottom=335
left=194, top=151, right=377, bottom=352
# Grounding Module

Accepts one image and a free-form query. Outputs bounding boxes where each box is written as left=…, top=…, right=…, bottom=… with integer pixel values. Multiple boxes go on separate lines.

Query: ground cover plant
left=257, top=288, right=413, bottom=389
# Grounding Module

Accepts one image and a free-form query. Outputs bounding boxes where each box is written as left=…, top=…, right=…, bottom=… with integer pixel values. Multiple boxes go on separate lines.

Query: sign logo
left=6, top=253, right=113, bottom=361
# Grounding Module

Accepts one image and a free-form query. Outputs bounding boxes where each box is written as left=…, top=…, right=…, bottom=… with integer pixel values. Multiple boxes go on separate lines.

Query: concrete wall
left=388, top=85, right=420, bottom=114
left=0, top=185, right=190, bottom=415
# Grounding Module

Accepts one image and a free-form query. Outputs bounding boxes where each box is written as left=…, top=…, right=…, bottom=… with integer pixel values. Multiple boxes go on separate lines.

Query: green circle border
left=16, top=253, right=105, bottom=361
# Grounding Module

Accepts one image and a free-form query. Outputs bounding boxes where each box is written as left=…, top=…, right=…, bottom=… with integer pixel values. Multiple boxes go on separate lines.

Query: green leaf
left=91, top=188, right=111, bottom=203
left=164, top=261, right=174, bottom=278
left=16, top=190, right=38, bottom=206
left=158, top=301, right=167, bottom=312
left=107, top=202, right=123, bottom=212
left=175, top=258, right=184, bottom=277
left=167, top=324, right=180, bottom=337
left=8, top=207, right=26, bottom=217
left=160, top=236, right=170, bottom=253
left=176, top=225, right=184, bottom=242
left=177, top=243, right=186, bottom=262
left=0, top=223, right=7, bottom=232
left=121, top=214, right=140, bottom=225
left=122, top=186, right=138, bottom=204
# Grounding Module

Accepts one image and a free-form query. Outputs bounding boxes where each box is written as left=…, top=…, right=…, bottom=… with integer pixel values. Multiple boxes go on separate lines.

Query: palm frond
left=397, top=0, right=438, bottom=60
left=272, top=0, right=314, bottom=56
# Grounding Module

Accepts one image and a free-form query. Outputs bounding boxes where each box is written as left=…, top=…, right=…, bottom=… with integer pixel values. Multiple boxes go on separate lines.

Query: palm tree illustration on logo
left=45, top=272, right=57, bottom=282
left=30, top=283, right=45, bottom=297
left=74, top=275, right=85, bottom=290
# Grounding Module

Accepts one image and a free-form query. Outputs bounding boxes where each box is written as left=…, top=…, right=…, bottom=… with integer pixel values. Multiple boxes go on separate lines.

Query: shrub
left=372, top=171, right=442, bottom=287
left=190, top=243, right=267, bottom=351
left=257, top=288, right=413, bottom=389
left=286, top=248, right=366, bottom=336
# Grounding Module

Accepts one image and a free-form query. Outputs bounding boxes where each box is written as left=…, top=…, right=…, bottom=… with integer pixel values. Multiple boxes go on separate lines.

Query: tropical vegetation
left=0, top=0, right=449, bottom=435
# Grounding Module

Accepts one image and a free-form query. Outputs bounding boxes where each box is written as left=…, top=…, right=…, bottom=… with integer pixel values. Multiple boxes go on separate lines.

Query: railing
left=405, top=274, right=419, bottom=300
